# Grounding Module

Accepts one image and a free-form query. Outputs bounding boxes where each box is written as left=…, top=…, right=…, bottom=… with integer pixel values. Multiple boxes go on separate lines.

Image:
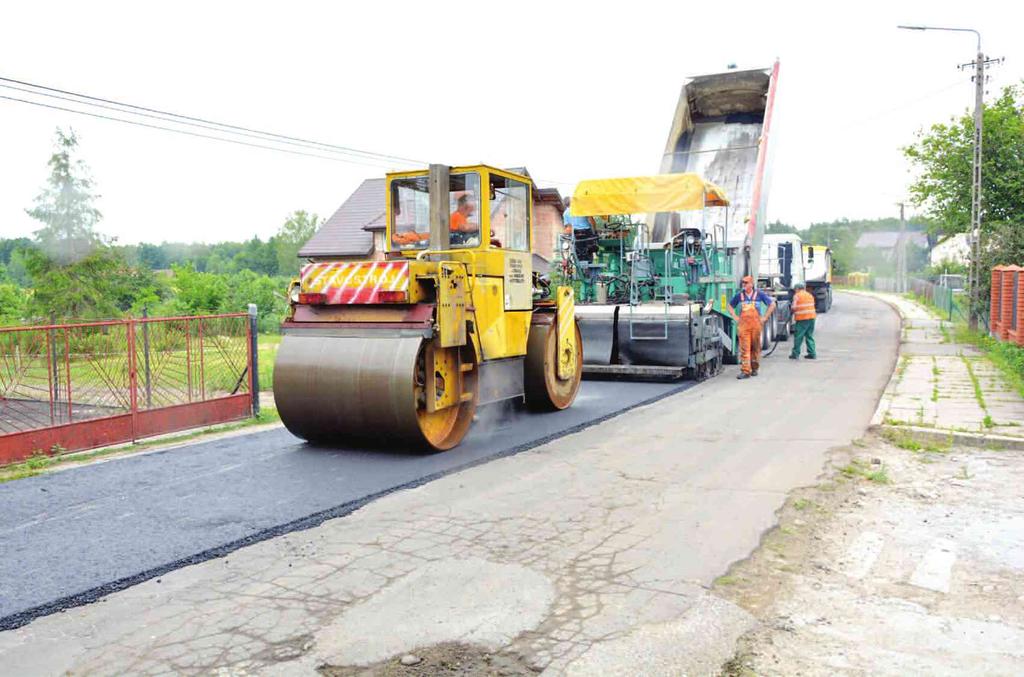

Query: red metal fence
left=0, top=312, right=256, bottom=465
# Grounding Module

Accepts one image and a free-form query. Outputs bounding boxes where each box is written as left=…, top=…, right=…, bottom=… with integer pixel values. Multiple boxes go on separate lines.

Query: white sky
left=1, top=0, right=1021, bottom=245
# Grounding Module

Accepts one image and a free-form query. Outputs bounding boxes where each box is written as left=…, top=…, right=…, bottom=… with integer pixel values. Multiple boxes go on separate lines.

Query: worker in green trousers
left=789, top=282, right=817, bottom=360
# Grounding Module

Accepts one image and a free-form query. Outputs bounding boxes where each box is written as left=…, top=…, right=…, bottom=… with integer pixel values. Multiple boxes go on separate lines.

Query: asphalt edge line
left=0, top=379, right=701, bottom=632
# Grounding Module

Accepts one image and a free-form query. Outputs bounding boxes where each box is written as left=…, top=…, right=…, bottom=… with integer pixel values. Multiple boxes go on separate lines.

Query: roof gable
left=298, top=178, right=385, bottom=258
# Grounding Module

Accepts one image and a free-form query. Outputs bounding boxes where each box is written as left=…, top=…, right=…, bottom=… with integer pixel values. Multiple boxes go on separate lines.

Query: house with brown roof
left=299, top=172, right=565, bottom=264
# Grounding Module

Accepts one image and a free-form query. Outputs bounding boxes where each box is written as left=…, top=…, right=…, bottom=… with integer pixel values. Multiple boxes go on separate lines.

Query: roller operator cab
left=274, top=165, right=583, bottom=451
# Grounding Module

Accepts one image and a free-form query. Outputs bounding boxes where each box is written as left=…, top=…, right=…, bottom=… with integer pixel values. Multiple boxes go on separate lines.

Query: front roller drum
left=273, top=335, right=478, bottom=451
left=524, top=318, right=583, bottom=411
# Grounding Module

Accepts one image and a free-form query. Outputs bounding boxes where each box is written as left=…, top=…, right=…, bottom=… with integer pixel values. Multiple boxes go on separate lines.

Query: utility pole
left=897, top=202, right=907, bottom=293
left=959, top=50, right=1004, bottom=328
left=898, top=25, right=1002, bottom=330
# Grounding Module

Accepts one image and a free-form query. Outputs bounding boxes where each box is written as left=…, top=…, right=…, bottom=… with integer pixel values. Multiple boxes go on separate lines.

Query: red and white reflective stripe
left=301, top=261, right=411, bottom=304
left=345, top=262, right=378, bottom=304
left=328, top=263, right=364, bottom=303
left=388, top=263, right=409, bottom=291
left=363, top=262, right=395, bottom=303
left=304, top=262, right=340, bottom=290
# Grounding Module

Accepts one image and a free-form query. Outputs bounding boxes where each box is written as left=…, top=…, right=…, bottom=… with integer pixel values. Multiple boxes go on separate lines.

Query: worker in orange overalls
left=789, top=281, right=817, bottom=360
left=727, top=275, right=776, bottom=379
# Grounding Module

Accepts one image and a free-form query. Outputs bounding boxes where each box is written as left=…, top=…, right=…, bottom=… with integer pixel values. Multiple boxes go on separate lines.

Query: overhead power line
left=0, top=74, right=584, bottom=190
left=0, top=94, right=397, bottom=168
left=0, top=74, right=427, bottom=168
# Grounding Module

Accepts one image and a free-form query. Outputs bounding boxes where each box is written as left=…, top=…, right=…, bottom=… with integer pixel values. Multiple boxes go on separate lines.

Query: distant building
left=929, top=233, right=970, bottom=266
left=299, top=171, right=565, bottom=263
left=854, top=230, right=930, bottom=258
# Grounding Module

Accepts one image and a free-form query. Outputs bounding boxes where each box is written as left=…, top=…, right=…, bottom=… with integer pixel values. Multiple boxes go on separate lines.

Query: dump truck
left=758, top=233, right=806, bottom=340
left=561, top=62, right=780, bottom=378
left=803, top=244, right=833, bottom=312
left=274, top=164, right=583, bottom=451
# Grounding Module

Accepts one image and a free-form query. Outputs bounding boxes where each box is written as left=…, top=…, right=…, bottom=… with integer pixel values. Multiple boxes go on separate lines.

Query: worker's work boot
left=751, top=370, right=759, bottom=376
left=806, top=354, right=816, bottom=360
left=789, top=354, right=798, bottom=360
left=737, top=372, right=751, bottom=380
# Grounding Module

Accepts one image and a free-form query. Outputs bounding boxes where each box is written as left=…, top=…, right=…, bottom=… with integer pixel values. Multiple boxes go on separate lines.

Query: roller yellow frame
left=275, top=164, right=584, bottom=452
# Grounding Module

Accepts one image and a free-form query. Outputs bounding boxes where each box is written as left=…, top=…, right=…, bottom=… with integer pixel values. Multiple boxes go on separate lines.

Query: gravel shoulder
left=717, top=292, right=1024, bottom=676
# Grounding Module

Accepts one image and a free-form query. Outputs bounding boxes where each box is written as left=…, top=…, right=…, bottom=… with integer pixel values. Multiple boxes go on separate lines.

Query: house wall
left=371, top=231, right=386, bottom=260
left=930, top=233, right=969, bottom=266
left=532, top=203, right=562, bottom=261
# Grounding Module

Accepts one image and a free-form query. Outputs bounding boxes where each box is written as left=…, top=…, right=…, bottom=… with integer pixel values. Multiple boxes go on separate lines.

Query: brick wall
left=532, top=203, right=563, bottom=261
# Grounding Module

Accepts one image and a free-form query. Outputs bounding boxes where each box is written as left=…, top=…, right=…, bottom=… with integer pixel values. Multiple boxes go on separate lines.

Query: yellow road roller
left=274, top=164, right=583, bottom=450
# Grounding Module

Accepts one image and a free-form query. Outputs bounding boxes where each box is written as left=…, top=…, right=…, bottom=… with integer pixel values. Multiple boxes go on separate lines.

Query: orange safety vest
left=793, top=289, right=817, bottom=321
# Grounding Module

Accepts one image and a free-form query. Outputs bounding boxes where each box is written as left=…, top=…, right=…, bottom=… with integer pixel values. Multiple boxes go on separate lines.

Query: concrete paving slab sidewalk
left=0, top=293, right=899, bottom=675
left=855, top=291, right=1024, bottom=445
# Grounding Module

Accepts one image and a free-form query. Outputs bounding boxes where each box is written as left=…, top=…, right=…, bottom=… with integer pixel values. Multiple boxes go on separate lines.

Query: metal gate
left=0, top=313, right=256, bottom=465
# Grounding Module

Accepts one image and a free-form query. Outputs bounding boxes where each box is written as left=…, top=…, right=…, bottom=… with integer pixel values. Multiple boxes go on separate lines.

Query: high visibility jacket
left=793, top=289, right=817, bottom=321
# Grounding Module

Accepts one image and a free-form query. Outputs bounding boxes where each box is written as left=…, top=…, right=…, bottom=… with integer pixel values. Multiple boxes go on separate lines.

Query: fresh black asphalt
left=0, top=379, right=694, bottom=629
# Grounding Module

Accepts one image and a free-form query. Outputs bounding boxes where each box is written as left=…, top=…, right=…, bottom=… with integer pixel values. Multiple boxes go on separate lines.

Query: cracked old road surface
left=0, top=293, right=900, bottom=675
left=0, top=380, right=691, bottom=627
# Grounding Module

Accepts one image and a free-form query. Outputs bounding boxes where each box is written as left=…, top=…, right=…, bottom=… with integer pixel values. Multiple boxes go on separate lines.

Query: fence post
left=128, top=318, right=138, bottom=442
left=142, top=307, right=152, bottom=408
left=248, top=304, right=260, bottom=417
left=48, top=316, right=59, bottom=421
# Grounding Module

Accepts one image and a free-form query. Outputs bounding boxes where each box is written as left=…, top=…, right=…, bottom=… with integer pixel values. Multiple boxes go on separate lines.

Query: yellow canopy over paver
left=570, top=173, right=729, bottom=217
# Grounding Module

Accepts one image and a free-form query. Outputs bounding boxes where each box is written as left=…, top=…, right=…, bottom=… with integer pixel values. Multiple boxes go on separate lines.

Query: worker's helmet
left=794, top=281, right=806, bottom=289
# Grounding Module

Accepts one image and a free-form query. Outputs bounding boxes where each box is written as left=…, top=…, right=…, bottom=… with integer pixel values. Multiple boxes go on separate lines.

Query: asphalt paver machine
left=561, top=174, right=735, bottom=380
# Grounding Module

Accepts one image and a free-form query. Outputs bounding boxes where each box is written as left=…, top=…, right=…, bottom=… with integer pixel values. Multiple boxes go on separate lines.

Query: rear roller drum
left=524, top=319, right=583, bottom=411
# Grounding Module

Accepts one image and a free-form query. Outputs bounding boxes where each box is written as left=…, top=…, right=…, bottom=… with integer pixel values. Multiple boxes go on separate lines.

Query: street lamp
left=898, top=24, right=985, bottom=330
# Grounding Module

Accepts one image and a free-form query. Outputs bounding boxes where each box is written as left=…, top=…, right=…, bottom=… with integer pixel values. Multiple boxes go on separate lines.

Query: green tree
left=4, top=246, right=33, bottom=287
left=24, top=247, right=139, bottom=321
left=0, top=282, right=29, bottom=325
left=766, top=220, right=798, bottom=235
left=169, top=264, right=229, bottom=315
left=26, top=128, right=103, bottom=263
left=226, top=270, right=288, bottom=331
left=904, top=83, right=1024, bottom=237
left=137, top=242, right=169, bottom=270
left=232, top=236, right=278, bottom=275
left=0, top=238, right=33, bottom=267
left=274, top=210, right=321, bottom=275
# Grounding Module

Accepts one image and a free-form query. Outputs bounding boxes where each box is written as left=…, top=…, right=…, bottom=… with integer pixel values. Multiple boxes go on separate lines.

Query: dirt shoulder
left=716, top=431, right=1024, bottom=676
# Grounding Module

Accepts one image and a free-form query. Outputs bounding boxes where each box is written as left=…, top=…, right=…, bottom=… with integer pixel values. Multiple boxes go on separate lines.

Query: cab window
left=488, top=175, right=530, bottom=251
left=390, top=172, right=482, bottom=250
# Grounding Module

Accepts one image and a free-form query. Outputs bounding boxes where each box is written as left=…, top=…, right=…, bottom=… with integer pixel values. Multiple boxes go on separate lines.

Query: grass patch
left=0, top=406, right=279, bottom=484
left=883, top=427, right=951, bottom=454
left=960, top=355, right=989, bottom=413
left=840, top=458, right=890, bottom=484
left=940, top=323, right=951, bottom=343
left=793, top=498, right=813, bottom=511
left=714, top=575, right=740, bottom=586
left=256, top=332, right=281, bottom=392
left=896, top=355, right=911, bottom=382
left=955, top=325, right=1024, bottom=400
